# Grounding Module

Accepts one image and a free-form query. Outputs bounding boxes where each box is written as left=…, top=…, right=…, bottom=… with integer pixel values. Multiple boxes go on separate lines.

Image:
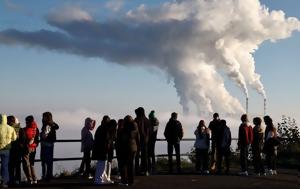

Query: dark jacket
left=92, top=124, right=109, bottom=160
left=135, top=116, right=151, bottom=144
left=208, top=119, right=221, bottom=142
left=117, top=122, right=140, bottom=153
left=40, top=122, right=59, bottom=144
left=238, top=123, right=253, bottom=147
left=149, top=117, right=159, bottom=141
left=221, top=126, right=232, bottom=149
left=252, top=125, right=264, bottom=151
left=164, top=119, right=183, bottom=144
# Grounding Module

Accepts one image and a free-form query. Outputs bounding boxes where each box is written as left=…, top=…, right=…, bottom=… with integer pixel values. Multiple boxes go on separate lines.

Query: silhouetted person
left=116, top=119, right=124, bottom=176
left=252, top=117, right=265, bottom=176
left=79, top=117, right=95, bottom=179
left=93, top=115, right=112, bottom=184
left=7, top=115, right=21, bottom=185
left=194, top=120, right=210, bottom=174
left=208, top=113, right=221, bottom=172
left=148, top=110, right=159, bottom=172
left=106, top=119, right=117, bottom=183
left=216, top=120, right=231, bottom=174
left=0, top=114, right=17, bottom=187
left=164, top=112, right=183, bottom=174
left=118, top=115, right=140, bottom=186
left=40, top=112, right=59, bottom=181
left=134, top=107, right=151, bottom=176
left=264, top=116, right=278, bottom=175
left=238, top=114, right=253, bottom=176
left=19, top=115, right=39, bottom=184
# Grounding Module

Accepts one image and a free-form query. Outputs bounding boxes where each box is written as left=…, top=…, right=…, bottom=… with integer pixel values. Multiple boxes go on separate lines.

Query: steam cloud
left=1, top=0, right=299, bottom=114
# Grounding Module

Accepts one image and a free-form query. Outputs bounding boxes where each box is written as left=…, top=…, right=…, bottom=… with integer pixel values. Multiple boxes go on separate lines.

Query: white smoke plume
left=1, top=0, right=299, bottom=114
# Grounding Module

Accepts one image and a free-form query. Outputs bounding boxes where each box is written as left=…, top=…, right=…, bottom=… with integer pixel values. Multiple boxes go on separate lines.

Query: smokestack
left=264, top=98, right=267, bottom=116
left=246, top=97, right=249, bottom=114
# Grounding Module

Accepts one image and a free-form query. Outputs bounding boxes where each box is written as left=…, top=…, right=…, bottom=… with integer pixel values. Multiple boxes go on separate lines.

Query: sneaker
left=267, top=169, right=273, bottom=175
left=203, top=170, right=210, bottom=174
left=106, top=179, right=114, bottom=184
left=145, top=171, right=150, bottom=176
left=256, top=173, right=261, bottom=176
left=119, top=183, right=129, bottom=186
left=272, top=170, right=277, bottom=175
left=238, top=171, right=248, bottom=176
left=88, top=175, right=94, bottom=180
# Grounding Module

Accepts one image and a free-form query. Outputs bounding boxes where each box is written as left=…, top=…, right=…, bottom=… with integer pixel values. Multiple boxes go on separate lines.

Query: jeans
left=135, top=140, right=149, bottom=174
left=240, top=145, right=249, bottom=172
left=195, top=148, right=209, bottom=171
left=95, top=160, right=108, bottom=184
left=79, top=150, right=91, bottom=175
left=41, top=144, right=54, bottom=179
left=9, top=145, right=21, bottom=183
left=0, top=150, right=10, bottom=185
left=216, top=147, right=231, bottom=173
left=167, top=142, right=181, bottom=173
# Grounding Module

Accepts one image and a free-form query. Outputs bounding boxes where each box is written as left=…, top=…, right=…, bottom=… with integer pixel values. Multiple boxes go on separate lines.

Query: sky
left=0, top=0, right=300, bottom=140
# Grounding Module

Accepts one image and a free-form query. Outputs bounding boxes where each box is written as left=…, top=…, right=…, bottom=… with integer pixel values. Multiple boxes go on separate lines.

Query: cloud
left=105, top=0, right=124, bottom=12
left=1, top=0, right=300, bottom=114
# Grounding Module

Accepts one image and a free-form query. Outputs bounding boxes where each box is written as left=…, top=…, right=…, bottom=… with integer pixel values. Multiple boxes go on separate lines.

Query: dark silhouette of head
left=171, top=112, right=178, bottom=120
left=213, top=113, right=219, bottom=120
left=7, top=115, right=16, bottom=126
left=199, top=120, right=205, bottom=126
left=263, top=115, right=273, bottom=126
left=124, top=115, right=133, bottom=123
left=135, top=107, right=145, bottom=117
left=101, top=115, right=110, bottom=126
left=253, top=117, right=262, bottom=126
left=220, top=119, right=227, bottom=127
left=241, top=114, right=249, bottom=123
left=42, top=112, right=53, bottom=125
left=25, top=115, right=34, bottom=125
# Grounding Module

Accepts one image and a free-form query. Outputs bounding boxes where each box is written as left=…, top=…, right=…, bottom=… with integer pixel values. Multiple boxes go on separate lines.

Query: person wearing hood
left=79, top=117, right=96, bottom=179
left=19, top=115, right=39, bottom=184
left=40, top=112, right=59, bottom=181
left=164, top=112, right=183, bottom=174
left=0, top=114, right=17, bottom=187
left=238, top=114, right=253, bottom=176
left=134, top=107, right=151, bottom=176
left=7, top=115, right=21, bottom=185
left=148, top=110, right=159, bottom=172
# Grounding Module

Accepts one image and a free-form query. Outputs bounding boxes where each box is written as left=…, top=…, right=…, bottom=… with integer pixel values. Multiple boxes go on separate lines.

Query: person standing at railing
left=0, top=114, right=17, bottom=188
left=164, top=112, right=183, bottom=174
left=40, top=112, right=59, bottom=181
left=106, top=119, right=117, bottom=183
left=115, top=119, right=124, bottom=178
left=79, top=117, right=95, bottom=179
left=216, top=120, right=231, bottom=174
left=238, top=114, right=253, bottom=176
left=7, top=115, right=21, bottom=185
left=263, top=116, right=279, bottom=175
left=208, top=113, right=221, bottom=173
left=19, top=115, right=39, bottom=185
left=252, top=117, right=266, bottom=176
left=148, top=110, right=159, bottom=173
left=93, top=115, right=112, bottom=185
left=194, top=120, right=210, bottom=174
left=118, top=115, right=140, bottom=186
left=134, top=107, right=151, bottom=176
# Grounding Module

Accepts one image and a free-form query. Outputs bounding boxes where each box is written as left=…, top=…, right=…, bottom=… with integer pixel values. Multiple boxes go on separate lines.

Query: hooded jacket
left=19, top=121, right=39, bottom=152
left=0, top=114, right=17, bottom=150
left=81, top=118, right=95, bottom=152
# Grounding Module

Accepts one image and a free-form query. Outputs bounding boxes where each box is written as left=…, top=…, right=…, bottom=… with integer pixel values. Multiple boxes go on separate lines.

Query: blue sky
left=0, top=0, right=299, bottom=138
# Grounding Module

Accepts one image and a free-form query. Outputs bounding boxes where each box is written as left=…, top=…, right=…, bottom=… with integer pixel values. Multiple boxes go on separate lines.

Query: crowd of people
left=0, top=108, right=280, bottom=187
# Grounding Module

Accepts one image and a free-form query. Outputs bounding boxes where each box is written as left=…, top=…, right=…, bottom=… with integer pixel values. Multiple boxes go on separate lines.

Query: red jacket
left=238, top=123, right=253, bottom=146
left=24, top=121, right=39, bottom=149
